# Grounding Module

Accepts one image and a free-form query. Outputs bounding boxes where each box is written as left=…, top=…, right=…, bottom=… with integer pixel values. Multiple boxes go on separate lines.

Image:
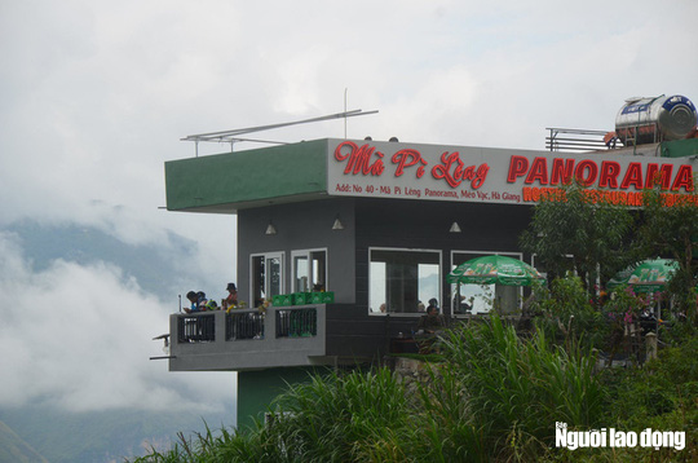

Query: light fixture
left=449, top=221, right=462, bottom=233
left=265, top=221, right=277, bottom=235
left=332, top=215, right=344, bottom=230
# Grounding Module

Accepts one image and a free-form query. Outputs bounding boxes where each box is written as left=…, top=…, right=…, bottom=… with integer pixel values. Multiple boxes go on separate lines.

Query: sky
left=0, top=0, right=696, bottom=421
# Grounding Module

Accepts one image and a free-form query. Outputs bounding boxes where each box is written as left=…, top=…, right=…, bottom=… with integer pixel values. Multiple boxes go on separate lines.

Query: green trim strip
left=165, top=139, right=329, bottom=211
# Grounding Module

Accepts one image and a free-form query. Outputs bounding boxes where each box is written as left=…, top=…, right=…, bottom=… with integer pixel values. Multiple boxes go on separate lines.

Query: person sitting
left=184, top=290, right=205, bottom=313
left=222, top=282, right=238, bottom=311
left=452, top=294, right=473, bottom=314
left=416, top=304, right=446, bottom=335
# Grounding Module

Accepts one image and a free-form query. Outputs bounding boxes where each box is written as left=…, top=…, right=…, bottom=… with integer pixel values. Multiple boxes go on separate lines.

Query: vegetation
left=520, top=182, right=635, bottom=296
left=636, top=186, right=698, bottom=325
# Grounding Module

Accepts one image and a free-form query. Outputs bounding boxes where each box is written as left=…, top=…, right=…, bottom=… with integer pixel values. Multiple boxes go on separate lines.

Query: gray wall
left=237, top=196, right=532, bottom=315
left=237, top=198, right=357, bottom=305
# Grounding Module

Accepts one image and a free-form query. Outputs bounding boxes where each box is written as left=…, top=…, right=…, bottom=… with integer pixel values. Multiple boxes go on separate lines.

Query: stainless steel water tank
left=615, top=94, right=697, bottom=146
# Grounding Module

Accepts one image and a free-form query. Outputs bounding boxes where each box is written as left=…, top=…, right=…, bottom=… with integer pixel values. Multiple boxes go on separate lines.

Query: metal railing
left=176, top=307, right=319, bottom=344
left=226, top=311, right=265, bottom=340
left=546, top=127, right=612, bottom=152
left=276, top=308, right=317, bottom=338
left=177, top=313, right=216, bottom=343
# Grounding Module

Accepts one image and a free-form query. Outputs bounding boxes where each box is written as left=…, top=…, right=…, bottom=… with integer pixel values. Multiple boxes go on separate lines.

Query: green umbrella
left=447, top=255, right=545, bottom=286
left=607, top=258, right=678, bottom=293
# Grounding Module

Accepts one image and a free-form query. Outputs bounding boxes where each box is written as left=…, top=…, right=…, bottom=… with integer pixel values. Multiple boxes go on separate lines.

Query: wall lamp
left=449, top=221, right=462, bottom=233
left=265, top=221, right=277, bottom=235
left=332, top=215, right=344, bottom=231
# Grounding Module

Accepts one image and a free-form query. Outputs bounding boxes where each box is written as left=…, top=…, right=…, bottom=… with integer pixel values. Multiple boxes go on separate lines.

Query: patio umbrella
left=607, top=258, right=678, bottom=293
left=447, top=255, right=545, bottom=286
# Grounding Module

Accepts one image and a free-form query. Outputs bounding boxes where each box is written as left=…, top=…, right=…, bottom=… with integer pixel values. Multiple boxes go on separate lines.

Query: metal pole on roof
left=344, top=88, right=348, bottom=139
left=181, top=108, right=378, bottom=156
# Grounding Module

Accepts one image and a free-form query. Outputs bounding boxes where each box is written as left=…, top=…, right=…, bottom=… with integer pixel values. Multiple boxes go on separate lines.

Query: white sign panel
left=326, top=138, right=696, bottom=207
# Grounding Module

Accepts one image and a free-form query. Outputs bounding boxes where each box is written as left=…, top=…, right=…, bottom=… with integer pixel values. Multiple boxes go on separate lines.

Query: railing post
left=645, top=332, right=658, bottom=362
left=268, top=306, right=276, bottom=340
left=215, top=310, right=225, bottom=346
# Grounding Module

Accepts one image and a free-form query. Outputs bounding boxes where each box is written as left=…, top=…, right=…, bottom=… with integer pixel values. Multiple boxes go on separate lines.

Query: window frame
left=368, top=246, right=442, bottom=317
left=249, top=251, right=285, bottom=306
left=291, top=248, right=329, bottom=293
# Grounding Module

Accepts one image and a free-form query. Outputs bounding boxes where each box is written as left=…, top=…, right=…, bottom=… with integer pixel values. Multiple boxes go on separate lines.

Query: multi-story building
left=163, top=127, right=697, bottom=427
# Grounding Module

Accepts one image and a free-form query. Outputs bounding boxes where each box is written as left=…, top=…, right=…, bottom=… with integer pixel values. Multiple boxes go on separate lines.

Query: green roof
left=165, top=139, right=330, bottom=213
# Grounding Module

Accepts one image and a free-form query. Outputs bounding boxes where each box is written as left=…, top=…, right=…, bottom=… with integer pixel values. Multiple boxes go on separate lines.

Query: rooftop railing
left=545, top=127, right=612, bottom=152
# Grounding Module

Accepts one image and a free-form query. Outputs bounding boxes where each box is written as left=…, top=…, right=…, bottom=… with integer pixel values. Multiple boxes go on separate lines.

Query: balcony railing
left=170, top=305, right=327, bottom=371
left=276, top=307, right=317, bottom=338
left=178, top=313, right=216, bottom=343
left=226, top=311, right=265, bottom=340
left=174, top=306, right=323, bottom=344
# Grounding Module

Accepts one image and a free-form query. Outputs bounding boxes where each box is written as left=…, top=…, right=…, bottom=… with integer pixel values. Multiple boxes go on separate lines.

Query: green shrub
left=437, top=315, right=607, bottom=461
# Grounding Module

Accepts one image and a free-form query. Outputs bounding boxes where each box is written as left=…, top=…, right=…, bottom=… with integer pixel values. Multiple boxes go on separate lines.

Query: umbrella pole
left=456, top=284, right=461, bottom=314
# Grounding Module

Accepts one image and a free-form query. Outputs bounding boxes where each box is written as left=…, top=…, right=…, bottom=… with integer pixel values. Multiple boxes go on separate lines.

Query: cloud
left=0, top=231, right=234, bottom=413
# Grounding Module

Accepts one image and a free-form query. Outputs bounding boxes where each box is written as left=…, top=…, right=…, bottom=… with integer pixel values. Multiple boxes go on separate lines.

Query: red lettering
left=525, top=157, right=549, bottom=185
left=671, top=165, right=694, bottom=192
left=507, top=156, right=529, bottom=183
left=551, top=158, right=574, bottom=185
left=334, top=141, right=384, bottom=176
left=431, top=152, right=488, bottom=189
left=645, top=164, right=673, bottom=189
left=472, top=164, right=490, bottom=189
left=575, top=160, right=598, bottom=187
left=391, top=149, right=427, bottom=178
left=620, top=162, right=643, bottom=190
left=432, top=152, right=463, bottom=188
left=599, top=161, right=621, bottom=188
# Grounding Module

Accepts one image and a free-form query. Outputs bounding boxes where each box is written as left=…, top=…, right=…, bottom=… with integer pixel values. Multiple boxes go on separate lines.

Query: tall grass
left=437, top=315, right=607, bottom=460
left=132, top=316, right=610, bottom=462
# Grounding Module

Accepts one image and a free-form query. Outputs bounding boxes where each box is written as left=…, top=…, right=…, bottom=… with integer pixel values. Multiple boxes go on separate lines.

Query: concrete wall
left=237, top=198, right=357, bottom=305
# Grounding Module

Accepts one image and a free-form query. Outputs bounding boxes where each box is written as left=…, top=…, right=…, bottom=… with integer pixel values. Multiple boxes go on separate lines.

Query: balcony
left=168, top=305, right=327, bottom=371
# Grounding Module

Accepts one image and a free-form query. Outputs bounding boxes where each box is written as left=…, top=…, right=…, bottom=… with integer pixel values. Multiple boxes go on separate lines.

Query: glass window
left=251, top=252, right=284, bottom=307
left=292, top=249, right=327, bottom=292
left=451, top=251, right=522, bottom=315
left=369, top=248, right=441, bottom=314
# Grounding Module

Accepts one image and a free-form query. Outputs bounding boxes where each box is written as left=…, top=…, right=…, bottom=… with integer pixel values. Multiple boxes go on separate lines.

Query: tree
left=636, top=186, right=698, bottom=325
left=520, top=183, right=635, bottom=299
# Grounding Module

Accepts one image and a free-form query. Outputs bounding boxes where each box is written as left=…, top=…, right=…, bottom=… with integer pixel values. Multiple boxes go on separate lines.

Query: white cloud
left=0, top=232, right=233, bottom=413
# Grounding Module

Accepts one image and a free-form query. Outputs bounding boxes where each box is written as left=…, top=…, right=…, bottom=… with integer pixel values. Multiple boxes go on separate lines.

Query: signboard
left=327, top=139, right=697, bottom=207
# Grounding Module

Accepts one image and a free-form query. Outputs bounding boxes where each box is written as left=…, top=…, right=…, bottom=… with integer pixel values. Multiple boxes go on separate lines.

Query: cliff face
left=0, top=420, right=48, bottom=463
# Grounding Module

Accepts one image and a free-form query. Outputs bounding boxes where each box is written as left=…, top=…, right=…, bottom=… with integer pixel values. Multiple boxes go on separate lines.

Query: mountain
left=0, top=404, right=234, bottom=463
left=0, top=419, right=48, bottom=463
left=5, top=219, right=199, bottom=301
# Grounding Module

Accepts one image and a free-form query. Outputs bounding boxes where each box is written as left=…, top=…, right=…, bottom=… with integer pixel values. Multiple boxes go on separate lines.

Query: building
left=163, top=132, right=698, bottom=428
